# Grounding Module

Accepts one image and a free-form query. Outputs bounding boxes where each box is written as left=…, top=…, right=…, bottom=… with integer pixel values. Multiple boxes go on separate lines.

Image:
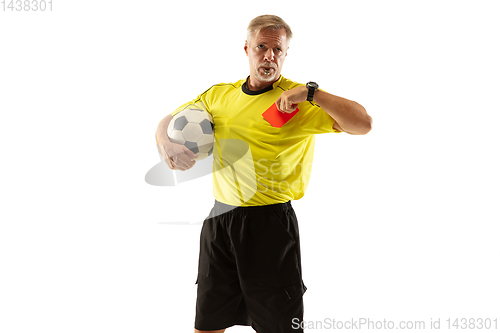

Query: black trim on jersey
left=242, top=76, right=275, bottom=96
left=180, top=83, right=238, bottom=112
left=198, top=83, right=237, bottom=102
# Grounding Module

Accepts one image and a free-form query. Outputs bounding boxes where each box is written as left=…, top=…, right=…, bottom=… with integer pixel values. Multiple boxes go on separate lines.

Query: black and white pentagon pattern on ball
left=167, top=108, right=215, bottom=161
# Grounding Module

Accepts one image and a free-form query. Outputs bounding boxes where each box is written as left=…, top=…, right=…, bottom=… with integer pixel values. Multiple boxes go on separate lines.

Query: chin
left=256, top=76, right=275, bottom=83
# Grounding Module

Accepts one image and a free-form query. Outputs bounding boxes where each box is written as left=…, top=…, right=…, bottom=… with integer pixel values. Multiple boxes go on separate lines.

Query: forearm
left=313, top=89, right=372, bottom=134
left=155, top=114, right=173, bottom=144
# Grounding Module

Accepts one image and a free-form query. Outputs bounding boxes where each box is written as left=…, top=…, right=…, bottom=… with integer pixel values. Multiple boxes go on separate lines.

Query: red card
left=262, top=103, right=299, bottom=128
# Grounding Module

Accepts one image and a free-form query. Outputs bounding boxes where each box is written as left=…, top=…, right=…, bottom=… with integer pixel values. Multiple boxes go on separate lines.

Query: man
left=156, top=15, right=372, bottom=333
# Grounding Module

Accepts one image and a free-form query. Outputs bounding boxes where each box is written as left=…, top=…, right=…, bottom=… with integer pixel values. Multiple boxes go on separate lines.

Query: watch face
left=307, top=82, right=318, bottom=89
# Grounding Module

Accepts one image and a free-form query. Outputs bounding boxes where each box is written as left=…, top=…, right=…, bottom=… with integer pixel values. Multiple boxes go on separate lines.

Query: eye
left=257, top=45, right=264, bottom=49
left=276, top=48, right=282, bottom=53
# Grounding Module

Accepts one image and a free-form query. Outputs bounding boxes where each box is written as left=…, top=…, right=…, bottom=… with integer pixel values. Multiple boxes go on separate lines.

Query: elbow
left=355, top=104, right=372, bottom=135
left=363, top=115, right=373, bottom=134
left=351, top=114, right=372, bottom=135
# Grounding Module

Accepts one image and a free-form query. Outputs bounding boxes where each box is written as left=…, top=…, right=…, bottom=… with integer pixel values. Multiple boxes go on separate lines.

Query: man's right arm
left=156, top=114, right=198, bottom=171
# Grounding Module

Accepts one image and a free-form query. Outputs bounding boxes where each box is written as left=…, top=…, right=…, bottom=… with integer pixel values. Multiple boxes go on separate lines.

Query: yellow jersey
left=171, top=76, right=341, bottom=206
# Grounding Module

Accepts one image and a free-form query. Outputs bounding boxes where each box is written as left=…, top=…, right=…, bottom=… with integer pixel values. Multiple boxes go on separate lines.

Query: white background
left=1, top=0, right=499, bottom=332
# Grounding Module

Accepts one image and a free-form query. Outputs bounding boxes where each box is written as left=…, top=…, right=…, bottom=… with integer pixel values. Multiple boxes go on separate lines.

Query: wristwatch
left=306, top=81, right=319, bottom=101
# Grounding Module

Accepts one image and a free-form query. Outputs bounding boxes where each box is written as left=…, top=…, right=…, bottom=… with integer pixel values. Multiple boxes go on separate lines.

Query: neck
left=246, top=75, right=278, bottom=91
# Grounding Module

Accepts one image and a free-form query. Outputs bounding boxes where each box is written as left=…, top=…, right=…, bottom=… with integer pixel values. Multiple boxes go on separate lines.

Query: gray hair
left=246, top=15, right=293, bottom=45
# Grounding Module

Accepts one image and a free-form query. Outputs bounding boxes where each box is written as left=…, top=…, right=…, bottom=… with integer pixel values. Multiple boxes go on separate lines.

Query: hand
left=275, top=86, right=308, bottom=113
left=158, top=140, right=198, bottom=171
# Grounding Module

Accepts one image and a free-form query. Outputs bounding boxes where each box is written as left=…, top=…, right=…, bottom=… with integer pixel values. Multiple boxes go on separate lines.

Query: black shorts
left=195, top=200, right=307, bottom=333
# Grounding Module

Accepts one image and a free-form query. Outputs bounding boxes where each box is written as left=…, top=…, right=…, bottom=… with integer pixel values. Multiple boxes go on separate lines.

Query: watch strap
left=306, top=82, right=318, bottom=101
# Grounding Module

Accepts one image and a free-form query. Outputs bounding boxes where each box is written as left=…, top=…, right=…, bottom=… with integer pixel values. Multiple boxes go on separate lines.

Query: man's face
left=244, top=28, right=288, bottom=84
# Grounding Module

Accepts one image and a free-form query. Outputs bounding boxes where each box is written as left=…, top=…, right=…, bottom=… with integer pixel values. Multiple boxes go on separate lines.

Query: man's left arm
left=276, top=86, right=372, bottom=135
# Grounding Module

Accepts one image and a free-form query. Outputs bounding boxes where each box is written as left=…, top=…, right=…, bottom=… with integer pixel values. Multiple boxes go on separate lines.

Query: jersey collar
left=242, top=75, right=284, bottom=95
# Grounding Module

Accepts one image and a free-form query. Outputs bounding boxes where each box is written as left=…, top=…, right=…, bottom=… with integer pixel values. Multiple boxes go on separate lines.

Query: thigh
left=195, top=212, right=252, bottom=330
left=230, top=205, right=307, bottom=332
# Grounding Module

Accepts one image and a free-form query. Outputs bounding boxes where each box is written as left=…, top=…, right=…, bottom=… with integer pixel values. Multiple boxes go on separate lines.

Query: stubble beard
left=255, top=62, right=278, bottom=82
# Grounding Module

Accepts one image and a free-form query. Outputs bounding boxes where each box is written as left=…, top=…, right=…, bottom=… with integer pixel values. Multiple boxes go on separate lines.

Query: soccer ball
left=167, top=108, right=214, bottom=161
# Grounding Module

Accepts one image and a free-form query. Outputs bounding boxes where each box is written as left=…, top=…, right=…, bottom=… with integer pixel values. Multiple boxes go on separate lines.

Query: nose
left=264, top=48, right=275, bottom=62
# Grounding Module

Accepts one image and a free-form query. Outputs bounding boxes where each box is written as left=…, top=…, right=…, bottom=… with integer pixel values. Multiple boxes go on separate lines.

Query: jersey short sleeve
left=170, top=86, right=215, bottom=117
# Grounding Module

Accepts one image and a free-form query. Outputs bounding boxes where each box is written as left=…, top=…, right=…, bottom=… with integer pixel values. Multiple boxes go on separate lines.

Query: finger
left=183, top=147, right=198, bottom=160
left=168, top=156, right=176, bottom=170
left=165, top=156, right=178, bottom=170
left=171, top=158, right=187, bottom=171
left=184, top=158, right=196, bottom=169
left=283, top=101, right=293, bottom=113
left=173, top=155, right=195, bottom=171
left=161, top=145, right=178, bottom=170
left=176, top=158, right=191, bottom=170
left=285, top=103, right=297, bottom=113
left=169, top=146, right=197, bottom=170
left=177, top=161, right=194, bottom=171
left=176, top=150, right=196, bottom=170
left=275, top=99, right=283, bottom=112
left=168, top=148, right=185, bottom=163
left=185, top=160, right=196, bottom=170
left=162, top=153, right=173, bottom=169
left=170, top=157, right=184, bottom=171
left=280, top=98, right=287, bottom=113
left=167, top=150, right=183, bottom=170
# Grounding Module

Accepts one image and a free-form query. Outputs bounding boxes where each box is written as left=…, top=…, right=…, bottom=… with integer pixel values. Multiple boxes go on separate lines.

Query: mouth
left=260, top=66, right=275, bottom=76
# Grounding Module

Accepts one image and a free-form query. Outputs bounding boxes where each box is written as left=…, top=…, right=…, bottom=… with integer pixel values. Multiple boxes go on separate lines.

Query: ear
left=244, top=41, right=249, bottom=56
